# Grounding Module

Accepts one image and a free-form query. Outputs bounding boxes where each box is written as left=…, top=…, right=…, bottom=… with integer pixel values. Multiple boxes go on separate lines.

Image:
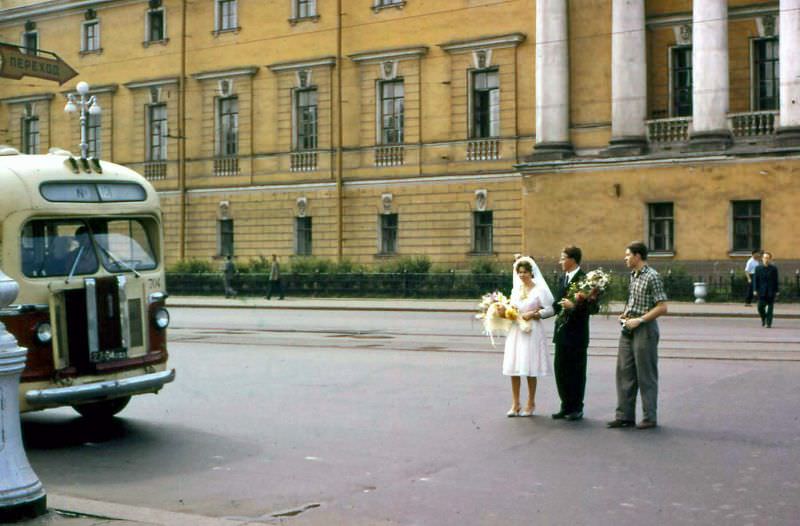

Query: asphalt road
left=20, top=308, right=800, bottom=525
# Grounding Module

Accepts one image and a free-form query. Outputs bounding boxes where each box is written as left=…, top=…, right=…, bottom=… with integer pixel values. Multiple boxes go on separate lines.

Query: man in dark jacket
left=541, top=246, right=599, bottom=421
left=754, top=251, right=779, bottom=328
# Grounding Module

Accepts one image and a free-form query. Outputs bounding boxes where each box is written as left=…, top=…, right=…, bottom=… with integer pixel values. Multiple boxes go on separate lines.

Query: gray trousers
left=616, top=321, right=659, bottom=422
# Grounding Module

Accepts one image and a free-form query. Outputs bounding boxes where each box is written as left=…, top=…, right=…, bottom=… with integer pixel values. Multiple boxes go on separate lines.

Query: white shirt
left=539, top=266, right=580, bottom=319
left=745, top=257, right=759, bottom=275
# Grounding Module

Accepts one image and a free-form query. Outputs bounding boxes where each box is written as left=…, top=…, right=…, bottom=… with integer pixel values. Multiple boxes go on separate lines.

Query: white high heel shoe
left=506, top=407, right=520, bottom=417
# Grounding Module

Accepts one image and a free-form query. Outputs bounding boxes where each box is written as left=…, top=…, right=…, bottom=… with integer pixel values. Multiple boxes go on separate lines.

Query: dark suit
left=552, top=269, right=599, bottom=414
left=754, top=264, right=779, bottom=327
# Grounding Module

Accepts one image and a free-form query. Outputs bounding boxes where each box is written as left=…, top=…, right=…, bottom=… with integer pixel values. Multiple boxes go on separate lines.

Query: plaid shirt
left=623, top=265, right=668, bottom=317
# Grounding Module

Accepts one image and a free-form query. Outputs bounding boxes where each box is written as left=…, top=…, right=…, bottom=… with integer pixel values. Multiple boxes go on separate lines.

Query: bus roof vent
left=48, top=147, right=73, bottom=156
left=0, top=145, right=20, bottom=156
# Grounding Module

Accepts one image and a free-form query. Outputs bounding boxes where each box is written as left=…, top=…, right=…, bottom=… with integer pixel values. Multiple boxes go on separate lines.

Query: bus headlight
left=153, top=308, right=170, bottom=329
left=36, top=322, right=53, bottom=344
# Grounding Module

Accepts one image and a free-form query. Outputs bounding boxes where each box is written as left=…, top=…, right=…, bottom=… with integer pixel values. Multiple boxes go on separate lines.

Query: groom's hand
left=560, top=298, right=575, bottom=310
left=528, top=309, right=541, bottom=320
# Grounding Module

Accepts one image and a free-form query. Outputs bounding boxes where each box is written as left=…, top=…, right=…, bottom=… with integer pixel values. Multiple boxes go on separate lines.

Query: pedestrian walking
left=608, top=241, right=668, bottom=430
left=744, top=249, right=761, bottom=306
left=222, top=256, right=237, bottom=298
left=754, top=251, right=779, bottom=328
left=266, top=254, right=284, bottom=300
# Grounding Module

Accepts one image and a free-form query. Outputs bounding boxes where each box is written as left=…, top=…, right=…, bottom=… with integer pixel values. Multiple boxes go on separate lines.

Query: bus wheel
left=73, top=396, right=131, bottom=419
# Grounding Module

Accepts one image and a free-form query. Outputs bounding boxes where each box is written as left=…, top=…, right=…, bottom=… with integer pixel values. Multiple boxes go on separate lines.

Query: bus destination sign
left=0, top=42, right=78, bottom=85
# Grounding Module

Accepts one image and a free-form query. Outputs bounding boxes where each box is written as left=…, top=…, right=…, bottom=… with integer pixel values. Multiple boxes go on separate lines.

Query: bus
left=0, top=146, right=174, bottom=419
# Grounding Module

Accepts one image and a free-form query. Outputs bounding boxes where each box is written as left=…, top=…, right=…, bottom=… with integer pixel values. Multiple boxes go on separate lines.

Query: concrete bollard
left=0, top=269, right=46, bottom=521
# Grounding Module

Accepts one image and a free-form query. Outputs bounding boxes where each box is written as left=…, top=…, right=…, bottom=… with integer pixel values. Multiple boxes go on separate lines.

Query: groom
left=541, top=246, right=598, bottom=421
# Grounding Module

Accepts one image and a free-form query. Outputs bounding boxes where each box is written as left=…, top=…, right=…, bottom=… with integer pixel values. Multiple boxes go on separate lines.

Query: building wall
left=0, top=0, right=797, bottom=273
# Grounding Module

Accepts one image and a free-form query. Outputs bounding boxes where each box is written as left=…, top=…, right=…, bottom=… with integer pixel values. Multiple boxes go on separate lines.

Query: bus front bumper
left=25, top=369, right=176, bottom=408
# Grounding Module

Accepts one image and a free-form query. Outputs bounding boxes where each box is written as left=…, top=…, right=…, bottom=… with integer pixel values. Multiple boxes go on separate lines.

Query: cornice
left=439, top=33, right=526, bottom=53
left=124, top=77, right=180, bottom=89
left=646, top=3, right=778, bottom=28
left=0, top=0, right=133, bottom=24
left=60, top=83, right=118, bottom=95
left=191, top=67, right=258, bottom=81
left=348, top=46, right=428, bottom=64
left=267, top=57, right=337, bottom=72
left=0, top=92, right=55, bottom=104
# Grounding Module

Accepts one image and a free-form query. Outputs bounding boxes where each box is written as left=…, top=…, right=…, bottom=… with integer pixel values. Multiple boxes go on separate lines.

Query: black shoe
left=606, top=419, right=635, bottom=429
left=565, top=411, right=584, bottom=421
left=636, top=419, right=658, bottom=430
left=551, top=411, right=567, bottom=420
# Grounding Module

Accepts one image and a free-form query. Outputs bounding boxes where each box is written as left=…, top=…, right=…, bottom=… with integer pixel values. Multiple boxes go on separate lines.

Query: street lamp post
left=64, top=81, right=101, bottom=159
left=0, top=269, right=46, bottom=521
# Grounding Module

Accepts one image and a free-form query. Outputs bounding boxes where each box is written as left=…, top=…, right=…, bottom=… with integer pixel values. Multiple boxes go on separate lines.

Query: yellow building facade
left=1, top=0, right=798, bottom=272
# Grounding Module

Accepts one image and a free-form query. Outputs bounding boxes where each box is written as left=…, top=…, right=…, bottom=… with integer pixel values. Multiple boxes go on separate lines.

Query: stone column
left=776, top=0, right=800, bottom=146
left=605, top=0, right=648, bottom=156
left=687, top=0, right=732, bottom=151
left=531, top=0, right=573, bottom=160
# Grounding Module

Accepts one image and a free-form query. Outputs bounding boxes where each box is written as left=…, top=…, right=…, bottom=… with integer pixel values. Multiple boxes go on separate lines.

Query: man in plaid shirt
left=608, top=241, right=668, bottom=430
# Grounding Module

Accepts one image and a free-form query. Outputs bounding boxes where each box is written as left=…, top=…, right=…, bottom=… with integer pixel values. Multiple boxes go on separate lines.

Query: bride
left=499, top=256, right=554, bottom=417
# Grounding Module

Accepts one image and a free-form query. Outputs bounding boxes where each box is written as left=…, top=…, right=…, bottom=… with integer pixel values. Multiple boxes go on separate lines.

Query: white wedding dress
left=502, top=286, right=553, bottom=377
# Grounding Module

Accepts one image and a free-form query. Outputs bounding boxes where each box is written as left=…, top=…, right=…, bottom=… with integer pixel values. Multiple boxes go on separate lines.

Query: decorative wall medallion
left=381, top=193, right=393, bottom=213
left=473, top=49, right=492, bottom=69
left=296, top=197, right=308, bottom=217
left=475, top=189, right=487, bottom=211
left=379, top=61, right=398, bottom=81
left=218, top=79, right=233, bottom=96
left=758, top=15, right=778, bottom=37
left=218, top=200, right=230, bottom=219
left=149, top=86, right=161, bottom=104
left=297, top=69, right=312, bottom=88
left=674, top=24, right=692, bottom=46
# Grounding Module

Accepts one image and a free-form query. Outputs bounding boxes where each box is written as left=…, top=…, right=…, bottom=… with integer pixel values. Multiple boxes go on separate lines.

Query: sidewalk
left=167, top=295, right=800, bottom=318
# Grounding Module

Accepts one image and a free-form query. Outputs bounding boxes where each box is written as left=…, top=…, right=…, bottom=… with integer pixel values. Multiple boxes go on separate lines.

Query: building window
left=380, top=213, right=398, bottom=254
left=753, top=38, right=779, bottom=111
left=379, top=80, right=404, bottom=144
left=217, top=218, right=234, bottom=256
left=217, top=96, right=238, bottom=156
left=21, top=108, right=40, bottom=155
left=295, top=89, right=318, bottom=151
left=374, top=0, right=405, bottom=9
left=648, top=203, right=674, bottom=253
left=147, top=104, right=167, bottom=161
left=671, top=46, right=692, bottom=117
left=146, top=8, right=166, bottom=42
left=22, top=30, right=38, bottom=55
left=85, top=112, right=101, bottom=158
left=472, top=211, right=493, bottom=254
left=82, top=20, right=100, bottom=52
left=295, top=217, right=312, bottom=256
left=732, top=200, right=761, bottom=253
left=216, top=0, right=238, bottom=32
left=295, top=0, right=317, bottom=18
left=472, top=69, right=499, bottom=138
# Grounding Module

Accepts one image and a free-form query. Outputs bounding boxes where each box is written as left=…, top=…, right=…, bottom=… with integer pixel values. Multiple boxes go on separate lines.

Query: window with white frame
left=374, top=0, right=404, bottom=8
left=294, top=88, right=318, bottom=151
left=147, top=103, right=167, bottom=161
left=295, top=0, right=317, bottom=18
left=380, top=213, right=398, bottom=254
left=295, top=217, right=312, bottom=256
left=85, top=112, right=101, bottom=158
left=21, top=110, right=40, bottom=155
left=22, top=30, right=38, bottom=55
left=82, top=20, right=100, bottom=52
left=216, top=0, right=238, bottom=32
left=379, top=80, right=404, bottom=144
left=146, top=8, right=166, bottom=42
left=472, top=211, right=493, bottom=254
left=648, top=202, right=674, bottom=253
left=471, top=69, right=499, bottom=138
left=217, top=96, right=239, bottom=156
left=753, top=38, right=779, bottom=111
left=671, top=46, right=692, bottom=117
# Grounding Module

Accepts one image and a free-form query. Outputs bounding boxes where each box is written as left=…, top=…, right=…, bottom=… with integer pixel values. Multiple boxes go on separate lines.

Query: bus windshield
left=21, top=218, right=157, bottom=277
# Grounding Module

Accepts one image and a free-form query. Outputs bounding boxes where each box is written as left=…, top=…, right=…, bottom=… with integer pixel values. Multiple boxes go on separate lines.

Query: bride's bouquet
left=476, top=291, right=531, bottom=345
left=556, top=268, right=612, bottom=326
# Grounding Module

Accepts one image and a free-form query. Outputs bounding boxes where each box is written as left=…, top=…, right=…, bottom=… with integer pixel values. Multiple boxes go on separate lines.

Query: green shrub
left=289, top=256, right=334, bottom=273
left=375, top=255, right=432, bottom=274
left=469, top=257, right=502, bottom=274
left=168, top=258, right=214, bottom=273
left=237, top=256, right=271, bottom=274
